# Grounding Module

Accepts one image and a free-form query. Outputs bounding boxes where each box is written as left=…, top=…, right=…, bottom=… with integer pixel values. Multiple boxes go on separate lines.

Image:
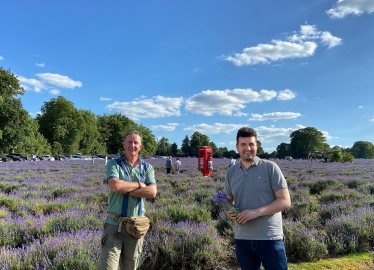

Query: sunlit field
left=0, top=158, right=373, bottom=269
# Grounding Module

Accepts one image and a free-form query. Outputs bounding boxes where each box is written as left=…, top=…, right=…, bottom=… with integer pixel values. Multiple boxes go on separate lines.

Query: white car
left=43, top=155, right=55, bottom=161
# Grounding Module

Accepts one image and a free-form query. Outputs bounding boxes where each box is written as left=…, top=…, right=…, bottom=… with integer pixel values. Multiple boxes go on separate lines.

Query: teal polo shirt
left=105, top=156, right=156, bottom=225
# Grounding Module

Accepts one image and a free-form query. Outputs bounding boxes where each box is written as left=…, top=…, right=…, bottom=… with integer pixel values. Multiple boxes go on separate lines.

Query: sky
left=1, top=0, right=374, bottom=153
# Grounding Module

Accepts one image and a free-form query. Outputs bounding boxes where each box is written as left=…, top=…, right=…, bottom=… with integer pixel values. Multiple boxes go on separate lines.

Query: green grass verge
left=289, top=253, right=373, bottom=270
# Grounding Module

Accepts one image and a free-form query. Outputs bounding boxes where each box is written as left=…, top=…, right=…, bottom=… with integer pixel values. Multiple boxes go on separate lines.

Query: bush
left=283, top=219, right=328, bottom=262
left=140, top=220, right=229, bottom=270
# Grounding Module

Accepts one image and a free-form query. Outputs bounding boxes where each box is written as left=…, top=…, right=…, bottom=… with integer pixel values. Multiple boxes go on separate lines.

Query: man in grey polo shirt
left=224, top=127, right=291, bottom=270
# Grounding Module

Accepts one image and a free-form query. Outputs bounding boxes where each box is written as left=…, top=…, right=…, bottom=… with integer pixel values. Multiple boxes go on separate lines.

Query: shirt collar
left=240, top=156, right=259, bottom=170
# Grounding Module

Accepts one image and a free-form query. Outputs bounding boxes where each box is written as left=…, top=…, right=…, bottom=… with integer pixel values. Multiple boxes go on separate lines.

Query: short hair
left=236, top=127, right=257, bottom=144
left=124, top=131, right=142, bottom=142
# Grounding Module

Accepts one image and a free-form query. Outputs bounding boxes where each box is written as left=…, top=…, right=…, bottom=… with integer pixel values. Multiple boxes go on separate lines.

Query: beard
left=240, top=151, right=256, bottom=162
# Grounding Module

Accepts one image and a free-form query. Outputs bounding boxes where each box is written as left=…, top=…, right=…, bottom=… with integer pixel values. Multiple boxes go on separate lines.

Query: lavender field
left=1, top=158, right=374, bottom=269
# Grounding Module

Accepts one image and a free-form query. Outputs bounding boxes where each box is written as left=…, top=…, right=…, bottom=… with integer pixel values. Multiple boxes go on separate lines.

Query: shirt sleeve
left=106, top=159, right=119, bottom=181
left=223, top=169, right=233, bottom=197
left=269, top=162, right=288, bottom=193
left=145, top=165, right=156, bottom=185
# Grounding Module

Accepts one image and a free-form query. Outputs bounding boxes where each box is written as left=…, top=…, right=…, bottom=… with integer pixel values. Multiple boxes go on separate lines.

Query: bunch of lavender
left=212, top=191, right=239, bottom=214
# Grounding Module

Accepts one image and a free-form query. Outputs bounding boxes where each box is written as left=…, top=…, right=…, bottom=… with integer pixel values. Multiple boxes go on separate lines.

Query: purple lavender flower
left=213, top=191, right=239, bottom=214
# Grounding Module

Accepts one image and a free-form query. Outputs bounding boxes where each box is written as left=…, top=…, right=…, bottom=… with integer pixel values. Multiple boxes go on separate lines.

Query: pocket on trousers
left=101, top=233, right=108, bottom=246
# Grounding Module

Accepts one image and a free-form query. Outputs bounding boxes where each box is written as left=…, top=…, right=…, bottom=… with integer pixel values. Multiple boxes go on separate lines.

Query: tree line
left=1, top=67, right=373, bottom=160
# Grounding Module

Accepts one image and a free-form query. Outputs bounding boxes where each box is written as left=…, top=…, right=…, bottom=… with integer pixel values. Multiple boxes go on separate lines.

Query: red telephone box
left=198, top=146, right=213, bottom=176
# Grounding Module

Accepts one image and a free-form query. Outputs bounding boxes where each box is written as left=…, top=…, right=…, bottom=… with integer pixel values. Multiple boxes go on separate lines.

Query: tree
left=171, top=142, right=178, bottom=156
left=290, top=127, right=326, bottom=158
left=97, top=113, right=137, bottom=155
left=78, top=109, right=106, bottom=155
left=97, top=114, right=156, bottom=156
left=137, top=125, right=157, bottom=157
left=158, top=137, right=170, bottom=156
left=276, top=143, right=291, bottom=159
left=37, top=96, right=84, bottom=154
left=181, top=135, right=191, bottom=157
left=0, top=68, right=44, bottom=154
left=257, top=140, right=265, bottom=157
left=189, top=131, right=210, bottom=157
left=209, top=142, right=222, bottom=158
left=350, top=141, right=374, bottom=159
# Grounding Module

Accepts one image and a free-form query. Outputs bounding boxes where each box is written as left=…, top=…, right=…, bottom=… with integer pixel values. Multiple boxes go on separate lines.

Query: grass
left=289, top=253, right=374, bottom=270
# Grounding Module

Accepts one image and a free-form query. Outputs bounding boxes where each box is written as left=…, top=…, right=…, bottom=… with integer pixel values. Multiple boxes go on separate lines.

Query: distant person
left=224, top=127, right=291, bottom=270
left=207, top=157, right=213, bottom=175
left=166, top=156, right=172, bottom=174
left=105, top=155, right=108, bottom=166
left=229, top=156, right=236, bottom=168
left=174, top=158, right=181, bottom=174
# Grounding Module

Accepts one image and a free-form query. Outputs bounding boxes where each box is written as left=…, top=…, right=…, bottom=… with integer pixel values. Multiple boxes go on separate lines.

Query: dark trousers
left=235, top=239, right=288, bottom=270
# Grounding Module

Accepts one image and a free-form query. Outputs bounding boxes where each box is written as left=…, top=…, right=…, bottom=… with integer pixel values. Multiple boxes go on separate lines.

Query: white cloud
left=29, top=111, right=41, bottom=118
left=358, top=105, right=364, bottom=108
left=49, top=89, right=60, bottom=95
left=233, top=111, right=249, bottom=117
left=36, top=63, right=45, bottom=67
left=185, top=88, right=279, bottom=116
left=370, top=117, right=374, bottom=122
left=255, top=125, right=305, bottom=143
left=320, top=31, right=342, bottom=48
left=17, top=75, right=46, bottom=92
left=106, top=96, right=183, bottom=120
left=249, top=112, right=302, bottom=121
left=18, top=73, right=82, bottom=93
left=224, top=24, right=342, bottom=66
left=224, top=40, right=317, bottom=66
left=36, top=73, right=82, bottom=88
left=289, top=25, right=342, bottom=48
left=0, top=56, right=3, bottom=60
left=152, top=123, right=179, bottom=131
left=321, top=130, right=334, bottom=140
left=277, top=89, right=296, bottom=100
left=327, top=0, right=374, bottom=18
left=183, top=123, right=246, bottom=134
left=100, top=97, right=112, bottom=101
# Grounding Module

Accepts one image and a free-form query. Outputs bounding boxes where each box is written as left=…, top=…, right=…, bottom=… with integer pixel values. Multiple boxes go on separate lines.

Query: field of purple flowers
left=0, top=158, right=373, bottom=269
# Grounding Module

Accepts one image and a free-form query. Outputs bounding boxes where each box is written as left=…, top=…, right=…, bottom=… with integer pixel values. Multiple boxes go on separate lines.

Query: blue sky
left=1, top=0, right=373, bottom=152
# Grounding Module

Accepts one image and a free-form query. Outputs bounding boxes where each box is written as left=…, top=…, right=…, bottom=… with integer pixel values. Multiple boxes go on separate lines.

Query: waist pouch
left=108, top=213, right=150, bottom=239
left=126, top=216, right=150, bottom=239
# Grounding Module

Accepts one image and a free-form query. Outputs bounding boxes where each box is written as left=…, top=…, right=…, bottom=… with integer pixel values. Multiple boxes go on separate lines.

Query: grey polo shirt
left=223, top=157, right=288, bottom=240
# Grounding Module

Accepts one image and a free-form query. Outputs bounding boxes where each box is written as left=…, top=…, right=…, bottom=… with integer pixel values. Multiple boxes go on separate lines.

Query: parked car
left=43, top=155, right=55, bottom=161
left=6, top=155, right=25, bottom=162
left=69, top=155, right=84, bottom=160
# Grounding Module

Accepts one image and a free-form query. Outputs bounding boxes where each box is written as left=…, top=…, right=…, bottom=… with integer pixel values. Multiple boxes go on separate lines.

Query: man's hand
left=225, top=210, right=238, bottom=221
left=236, top=210, right=259, bottom=224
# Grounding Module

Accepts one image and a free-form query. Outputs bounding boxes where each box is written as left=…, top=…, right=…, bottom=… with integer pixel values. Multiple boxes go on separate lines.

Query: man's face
left=236, top=136, right=257, bottom=162
left=123, top=133, right=143, bottom=156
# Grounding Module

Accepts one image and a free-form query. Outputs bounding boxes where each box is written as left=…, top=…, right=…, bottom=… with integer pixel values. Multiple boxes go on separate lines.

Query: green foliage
left=167, top=204, right=211, bottom=223
left=331, top=150, right=355, bottom=163
left=308, top=179, right=338, bottom=195
left=181, top=135, right=190, bottom=156
left=97, top=113, right=137, bottom=155
left=284, top=219, right=328, bottom=262
left=276, top=143, right=292, bottom=159
left=139, top=221, right=227, bottom=270
left=290, top=127, right=326, bottom=158
left=37, top=96, right=84, bottom=154
left=189, top=131, right=210, bottom=157
left=341, top=152, right=354, bottom=163
left=78, top=109, right=106, bottom=155
left=350, top=141, right=374, bottom=158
